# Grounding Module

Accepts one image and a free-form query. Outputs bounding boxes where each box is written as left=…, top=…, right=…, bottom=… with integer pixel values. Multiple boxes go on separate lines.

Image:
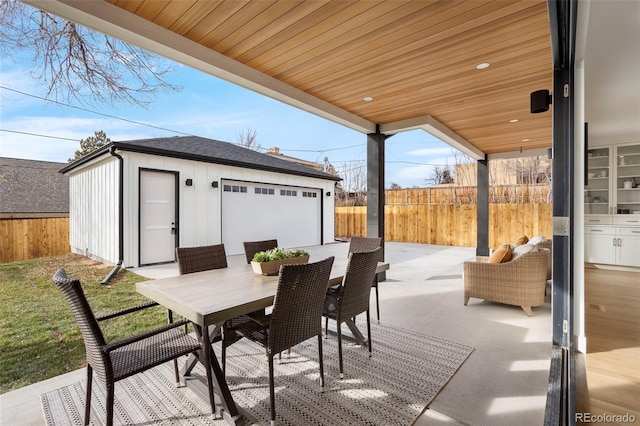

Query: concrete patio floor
left=0, top=242, right=552, bottom=425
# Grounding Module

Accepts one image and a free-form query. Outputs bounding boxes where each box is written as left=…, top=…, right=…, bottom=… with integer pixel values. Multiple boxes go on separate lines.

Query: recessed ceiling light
left=363, top=96, right=373, bottom=102
left=522, top=138, right=530, bottom=142
left=510, top=119, right=519, bottom=123
left=476, top=62, right=490, bottom=70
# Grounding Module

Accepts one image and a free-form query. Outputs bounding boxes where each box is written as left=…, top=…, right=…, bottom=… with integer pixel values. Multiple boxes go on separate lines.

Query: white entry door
left=221, top=180, right=322, bottom=255
left=140, top=170, right=176, bottom=265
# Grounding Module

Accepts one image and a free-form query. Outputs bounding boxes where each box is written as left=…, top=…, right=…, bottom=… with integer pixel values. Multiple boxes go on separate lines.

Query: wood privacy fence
left=0, top=218, right=70, bottom=263
left=384, top=186, right=551, bottom=205
left=335, top=204, right=552, bottom=248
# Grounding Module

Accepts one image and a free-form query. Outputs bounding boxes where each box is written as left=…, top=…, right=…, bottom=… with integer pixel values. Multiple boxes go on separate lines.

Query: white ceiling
left=583, top=0, right=640, bottom=141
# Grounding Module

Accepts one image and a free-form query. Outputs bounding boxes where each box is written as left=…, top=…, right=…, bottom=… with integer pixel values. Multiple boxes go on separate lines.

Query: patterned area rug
left=41, top=322, right=473, bottom=425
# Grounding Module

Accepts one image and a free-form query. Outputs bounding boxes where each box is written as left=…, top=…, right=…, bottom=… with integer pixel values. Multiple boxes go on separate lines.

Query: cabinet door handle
left=618, top=238, right=622, bottom=247
left=626, top=220, right=640, bottom=223
left=632, top=231, right=640, bottom=234
left=613, top=238, right=617, bottom=246
left=588, top=219, right=601, bottom=223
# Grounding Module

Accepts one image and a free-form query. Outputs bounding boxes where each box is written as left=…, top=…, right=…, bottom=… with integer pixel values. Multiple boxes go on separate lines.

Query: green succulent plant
left=251, top=247, right=309, bottom=262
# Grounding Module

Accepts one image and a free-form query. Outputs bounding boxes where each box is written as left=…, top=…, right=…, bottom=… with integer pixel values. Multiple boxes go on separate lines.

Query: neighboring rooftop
left=265, top=147, right=324, bottom=172
left=0, top=157, right=69, bottom=218
left=61, top=136, right=341, bottom=181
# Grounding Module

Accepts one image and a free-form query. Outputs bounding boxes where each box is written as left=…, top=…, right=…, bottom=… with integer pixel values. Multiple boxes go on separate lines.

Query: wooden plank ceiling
left=92, top=0, right=554, bottom=155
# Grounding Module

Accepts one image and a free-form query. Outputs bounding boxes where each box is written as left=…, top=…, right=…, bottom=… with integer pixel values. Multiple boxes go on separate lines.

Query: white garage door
left=221, top=180, right=322, bottom=255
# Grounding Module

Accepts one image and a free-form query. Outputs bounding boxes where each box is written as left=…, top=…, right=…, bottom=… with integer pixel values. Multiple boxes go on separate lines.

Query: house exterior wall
left=122, top=152, right=335, bottom=267
left=67, top=156, right=120, bottom=265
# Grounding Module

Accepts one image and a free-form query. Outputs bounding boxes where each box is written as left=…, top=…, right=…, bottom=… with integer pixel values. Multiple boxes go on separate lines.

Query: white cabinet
left=586, top=142, right=640, bottom=216
left=585, top=146, right=612, bottom=215
left=584, top=226, right=616, bottom=264
left=585, top=141, right=640, bottom=267
left=585, top=225, right=640, bottom=267
left=616, top=227, right=640, bottom=267
left=615, top=144, right=640, bottom=215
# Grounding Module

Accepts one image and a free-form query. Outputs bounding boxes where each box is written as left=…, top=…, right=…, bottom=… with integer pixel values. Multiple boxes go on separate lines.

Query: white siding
left=122, top=152, right=335, bottom=266
left=67, top=157, right=119, bottom=264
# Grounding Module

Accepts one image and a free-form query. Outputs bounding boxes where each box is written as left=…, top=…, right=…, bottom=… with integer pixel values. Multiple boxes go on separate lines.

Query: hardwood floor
left=577, top=267, right=640, bottom=425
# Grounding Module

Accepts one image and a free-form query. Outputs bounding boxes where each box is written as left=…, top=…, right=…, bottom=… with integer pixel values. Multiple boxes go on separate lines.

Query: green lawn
left=0, top=254, right=166, bottom=394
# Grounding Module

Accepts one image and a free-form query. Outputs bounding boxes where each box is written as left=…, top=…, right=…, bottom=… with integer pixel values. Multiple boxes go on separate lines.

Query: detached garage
left=60, top=136, right=340, bottom=268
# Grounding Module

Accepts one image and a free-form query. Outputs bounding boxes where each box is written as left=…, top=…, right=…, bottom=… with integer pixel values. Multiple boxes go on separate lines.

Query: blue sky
left=0, top=55, right=460, bottom=189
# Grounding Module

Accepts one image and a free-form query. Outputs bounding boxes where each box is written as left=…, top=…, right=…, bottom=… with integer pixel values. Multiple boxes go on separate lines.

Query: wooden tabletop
left=136, top=244, right=389, bottom=328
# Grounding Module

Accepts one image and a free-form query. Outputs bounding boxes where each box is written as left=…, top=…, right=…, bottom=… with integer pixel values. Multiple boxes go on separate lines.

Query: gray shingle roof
left=61, top=136, right=341, bottom=181
left=0, top=157, right=69, bottom=214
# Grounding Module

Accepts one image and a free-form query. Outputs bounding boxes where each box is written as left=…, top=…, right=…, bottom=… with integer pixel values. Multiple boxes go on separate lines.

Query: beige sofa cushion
left=512, top=243, right=538, bottom=260
left=528, top=235, right=548, bottom=245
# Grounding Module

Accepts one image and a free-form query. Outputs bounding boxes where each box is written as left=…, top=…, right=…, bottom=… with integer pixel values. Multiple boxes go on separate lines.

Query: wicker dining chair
left=176, top=243, right=229, bottom=274
left=175, top=244, right=248, bottom=372
left=222, top=256, right=335, bottom=426
left=172, top=244, right=230, bottom=337
left=347, top=237, right=383, bottom=321
left=243, top=239, right=278, bottom=264
left=242, top=239, right=279, bottom=323
left=52, top=269, right=212, bottom=426
left=323, top=248, right=381, bottom=379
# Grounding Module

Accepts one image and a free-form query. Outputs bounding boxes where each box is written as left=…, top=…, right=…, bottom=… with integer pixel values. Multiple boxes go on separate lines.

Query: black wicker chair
left=243, top=239, right=279, bottom=264
left=52, top=269, right=213, bottom=426
left=176, top=243, right=229, bottom=274
left=175, top=244, right=249, bottom=373
left=323, top=248, right=381, bottom=379
left=347, top=237, right=383, bottom=322
left=222, top=256, right=335, bottom=426
left=172, top=244, right=230, bottom=339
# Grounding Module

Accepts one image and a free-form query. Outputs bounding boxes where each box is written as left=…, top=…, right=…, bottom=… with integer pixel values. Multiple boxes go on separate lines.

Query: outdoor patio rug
left=41, top=321, right=473, bottom=425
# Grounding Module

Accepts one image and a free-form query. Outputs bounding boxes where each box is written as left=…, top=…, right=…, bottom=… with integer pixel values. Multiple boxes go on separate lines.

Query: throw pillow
left=488, top=244, right=512, bottom=264
left=515, top=235, right=529, bottom=246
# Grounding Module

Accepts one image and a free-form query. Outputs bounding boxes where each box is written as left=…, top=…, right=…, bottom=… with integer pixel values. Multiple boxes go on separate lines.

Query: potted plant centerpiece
left=250, top=247, right=310, bottom=276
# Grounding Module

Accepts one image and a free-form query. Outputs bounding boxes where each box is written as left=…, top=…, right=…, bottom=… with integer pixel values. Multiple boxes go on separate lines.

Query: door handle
left=171, top=222, right=176, bottom=234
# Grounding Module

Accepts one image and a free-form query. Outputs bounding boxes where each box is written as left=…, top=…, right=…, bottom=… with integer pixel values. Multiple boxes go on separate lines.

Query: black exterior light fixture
left=185, top=178, right=193, bottom=186
left=326, top=191, right=332, bottom=197
left=211, top=181, right=219, bottom=188
left=530, top=89, right=552, bottom=113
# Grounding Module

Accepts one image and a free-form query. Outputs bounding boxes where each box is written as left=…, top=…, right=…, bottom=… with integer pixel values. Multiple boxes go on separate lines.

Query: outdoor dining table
left=135, top=243, right=390, bottom=425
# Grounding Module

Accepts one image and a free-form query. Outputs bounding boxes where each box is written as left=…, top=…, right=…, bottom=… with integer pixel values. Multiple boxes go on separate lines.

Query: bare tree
left=426, top=164, right=454, bottom=186
left=0, top=0, right=180, bottom=107
left=335, top=160, right=366, bottom=206
left=236, top=128, right=261, bottom=151
left=69, top=130, right=111, bottom=162
left=389, top=182, right=401, bottom=189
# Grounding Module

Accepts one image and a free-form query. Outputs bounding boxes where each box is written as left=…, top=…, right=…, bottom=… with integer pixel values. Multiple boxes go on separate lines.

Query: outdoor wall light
left=211, top=181, right=219, bottom=188
left=326, top=191, right=332, bottom=197
left=185, top=178, right=193, bottom=186
left=530, top=89, right=552, bottom=113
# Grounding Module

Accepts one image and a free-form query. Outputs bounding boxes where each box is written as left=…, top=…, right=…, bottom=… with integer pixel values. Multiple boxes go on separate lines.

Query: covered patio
left=0, top=242, right=552, bottom=425
left=12, top=0, right=636, bottom=423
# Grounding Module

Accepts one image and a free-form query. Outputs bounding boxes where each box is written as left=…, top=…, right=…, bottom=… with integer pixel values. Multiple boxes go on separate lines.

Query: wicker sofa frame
left=463, top=249, right=549, bottom=316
